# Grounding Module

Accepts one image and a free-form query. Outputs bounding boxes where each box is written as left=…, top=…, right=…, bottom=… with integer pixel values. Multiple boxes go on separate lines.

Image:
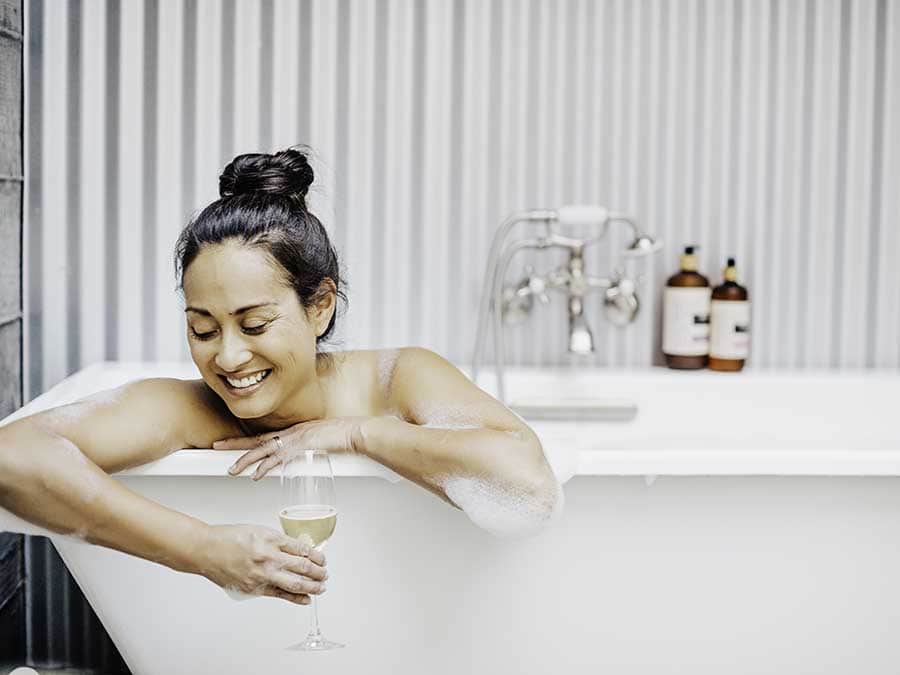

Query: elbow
left=504, top=444, right=565, bottom=537
left=525, top=470, right=565, bottom=529
left=526, top=438, right=565, bottom=516
left=441, top=458, right=566, bottom=540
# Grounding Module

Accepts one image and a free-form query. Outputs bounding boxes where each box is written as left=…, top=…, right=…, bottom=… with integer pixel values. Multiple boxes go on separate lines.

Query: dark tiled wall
left=0, top=0, right=25, bottom=664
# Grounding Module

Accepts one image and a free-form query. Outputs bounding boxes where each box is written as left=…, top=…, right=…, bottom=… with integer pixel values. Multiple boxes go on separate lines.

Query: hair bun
left=218, top=147, right=314, bottom=208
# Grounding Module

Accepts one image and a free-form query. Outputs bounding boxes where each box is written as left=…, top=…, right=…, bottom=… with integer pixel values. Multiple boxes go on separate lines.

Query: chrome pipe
left=471, top=210, right=554, bottom=383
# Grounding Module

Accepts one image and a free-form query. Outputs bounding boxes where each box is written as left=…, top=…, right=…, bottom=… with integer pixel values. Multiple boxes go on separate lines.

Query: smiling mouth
left=220, top=369, right=273, bottom=393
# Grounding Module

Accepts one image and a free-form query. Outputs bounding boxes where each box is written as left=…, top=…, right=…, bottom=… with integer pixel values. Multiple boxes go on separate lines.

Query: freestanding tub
left=2, top=362, right=900, bottom=674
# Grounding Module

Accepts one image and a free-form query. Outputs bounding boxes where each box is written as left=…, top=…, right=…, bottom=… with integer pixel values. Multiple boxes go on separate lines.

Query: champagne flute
left=279, top=449, right=345, bottom=651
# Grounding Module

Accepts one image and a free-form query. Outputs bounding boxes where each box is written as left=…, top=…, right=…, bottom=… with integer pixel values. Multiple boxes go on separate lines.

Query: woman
left=0, top=146, right=563, bottom=605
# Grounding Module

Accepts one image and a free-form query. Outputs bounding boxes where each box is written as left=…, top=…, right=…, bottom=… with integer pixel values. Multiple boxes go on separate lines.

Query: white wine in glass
left=279, top=450, right=345, bottom=651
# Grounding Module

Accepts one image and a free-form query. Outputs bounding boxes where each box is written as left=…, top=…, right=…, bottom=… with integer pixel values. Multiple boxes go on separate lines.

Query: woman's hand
left=199, top=523, right=328, bottom=605
left=212, top=417, right=368, bottom=480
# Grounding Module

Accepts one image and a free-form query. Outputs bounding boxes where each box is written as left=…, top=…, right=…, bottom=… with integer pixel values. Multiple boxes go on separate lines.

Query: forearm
left=354, top=416, right=560, bottom=514
left=0, top=421, right=208, bottom=575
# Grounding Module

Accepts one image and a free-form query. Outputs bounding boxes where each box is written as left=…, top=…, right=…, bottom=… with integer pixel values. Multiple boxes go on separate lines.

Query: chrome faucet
left=471, top=206, right=662, bottom=404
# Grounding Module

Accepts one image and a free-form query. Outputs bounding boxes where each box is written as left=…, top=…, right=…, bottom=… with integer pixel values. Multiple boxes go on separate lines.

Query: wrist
left=351, top=417, right=374, bottom=455
left=177, top=519, right=214, bottom=577
left=352, top=415, right=402, bottom=457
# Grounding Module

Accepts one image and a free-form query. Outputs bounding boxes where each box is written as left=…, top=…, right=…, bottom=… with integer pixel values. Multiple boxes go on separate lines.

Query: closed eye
left=190, top=324, right=269, bottom=341
left=191, top=329, right=216, bottom=340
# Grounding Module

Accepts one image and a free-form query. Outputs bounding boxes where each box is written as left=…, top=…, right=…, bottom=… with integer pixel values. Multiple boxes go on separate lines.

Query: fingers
left=251, top=453, right=284, bottom=480
left=212, top=436, right=256, bottom=450
left=276, top=551, right=328, bottom=582
left=214, top=428, right=282, bottom=449
left=227, top=446, right=272, bottom=475
left=270, top=570, right=327, bottom=598
left=279, top=536, right=327, bottom=567
left=261, top=586, right=313, bottom=605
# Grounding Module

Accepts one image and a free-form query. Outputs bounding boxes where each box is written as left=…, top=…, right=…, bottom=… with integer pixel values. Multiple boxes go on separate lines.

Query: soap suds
left=410, top=401, right=485, bottom=430
left=377, top=349, right=401, bottom=398
left=441, top=474, right=565, bottom=539
left=408, top=401, right=527, bottom=440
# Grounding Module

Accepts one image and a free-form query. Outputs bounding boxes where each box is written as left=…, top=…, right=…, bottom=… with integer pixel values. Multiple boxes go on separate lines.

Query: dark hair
left=174, top=145, right=347, bottom=361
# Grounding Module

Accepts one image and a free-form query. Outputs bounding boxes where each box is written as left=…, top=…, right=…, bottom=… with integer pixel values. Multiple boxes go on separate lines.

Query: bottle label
left=663, top=287, right=711, bottom=356
left=710, top=300, right=751, bottom=359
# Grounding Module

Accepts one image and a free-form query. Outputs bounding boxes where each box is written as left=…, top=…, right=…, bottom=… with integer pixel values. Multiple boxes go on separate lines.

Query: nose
left=214, top=329, right=253, bottom=373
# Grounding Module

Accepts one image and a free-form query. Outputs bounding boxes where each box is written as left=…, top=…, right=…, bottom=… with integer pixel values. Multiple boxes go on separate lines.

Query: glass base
left=286, top=636, right=346, bottom=651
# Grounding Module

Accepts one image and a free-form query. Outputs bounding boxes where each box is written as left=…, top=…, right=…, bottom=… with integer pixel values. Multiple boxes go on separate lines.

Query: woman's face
left=182, top=240, right=331, bottom=419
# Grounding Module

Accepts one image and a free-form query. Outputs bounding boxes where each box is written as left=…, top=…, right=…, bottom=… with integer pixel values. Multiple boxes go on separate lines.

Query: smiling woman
left=0, top=144, right=563, bottom=611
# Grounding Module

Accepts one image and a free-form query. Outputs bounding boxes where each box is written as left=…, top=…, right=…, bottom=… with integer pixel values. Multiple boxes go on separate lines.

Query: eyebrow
left=184, top=303, right=275, bottom=317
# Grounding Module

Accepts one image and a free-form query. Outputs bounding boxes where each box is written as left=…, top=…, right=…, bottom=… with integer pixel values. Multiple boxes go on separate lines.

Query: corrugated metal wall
left=25, top=0, right=900, bottom=401
left=18, top=0, right=900, bottom=667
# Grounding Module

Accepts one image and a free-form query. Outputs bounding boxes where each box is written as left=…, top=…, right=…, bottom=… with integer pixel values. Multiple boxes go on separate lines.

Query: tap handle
left=556, top=205, right=609, bottom=227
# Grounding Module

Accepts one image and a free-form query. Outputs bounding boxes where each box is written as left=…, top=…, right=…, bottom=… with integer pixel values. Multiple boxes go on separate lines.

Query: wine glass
left=279, top=449, right=345, bottom=651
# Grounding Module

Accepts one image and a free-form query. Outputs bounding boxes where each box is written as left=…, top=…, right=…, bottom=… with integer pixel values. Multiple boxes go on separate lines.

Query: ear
left=311, top=278, right=337, bottom=337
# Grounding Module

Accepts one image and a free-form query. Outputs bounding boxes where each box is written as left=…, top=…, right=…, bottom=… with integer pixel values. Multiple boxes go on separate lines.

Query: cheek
left=187, top=340, right=207, bottom=363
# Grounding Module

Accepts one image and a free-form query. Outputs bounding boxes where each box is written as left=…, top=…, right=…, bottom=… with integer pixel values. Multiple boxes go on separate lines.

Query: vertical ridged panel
left=79, top=0, right=105, bottom=370
left=458, top=0, right=490, bottom=364
left=116, top=0, right=145, bottom=364
left=26, top=0, right=900, bottom=400
left=876, top=0, right=900, bottom=368
left=306, top=0, right=337, bottom=278
left=382, top=0, right=414, bottom=350
left=39, top=0, right=67, bottom=394
left=420, top=0, right=453, bottom=355
left=155, top=0, right=184, bottom=362
left=343, top=0, right=375, bottom=351
left=839, top=0, right=878, bottom=367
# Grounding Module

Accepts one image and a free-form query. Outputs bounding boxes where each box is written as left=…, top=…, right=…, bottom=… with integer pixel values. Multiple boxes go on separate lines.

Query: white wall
left=25, top=0, right=900, bottom=399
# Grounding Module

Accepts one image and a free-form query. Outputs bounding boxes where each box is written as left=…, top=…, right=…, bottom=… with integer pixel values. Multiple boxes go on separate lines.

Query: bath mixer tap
left=471, top=206, right=662, bottom=404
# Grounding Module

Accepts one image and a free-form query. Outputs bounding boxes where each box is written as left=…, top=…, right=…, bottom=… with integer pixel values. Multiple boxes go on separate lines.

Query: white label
left=710, top=300, right=751, bottom=359
left=662, top=287, right=711, bottom=356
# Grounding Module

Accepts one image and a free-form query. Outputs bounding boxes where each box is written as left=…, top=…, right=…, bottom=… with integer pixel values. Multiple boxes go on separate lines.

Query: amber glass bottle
left=709, top=257, right=750, bottom=371
left=662, top=246, right=711, bottom=369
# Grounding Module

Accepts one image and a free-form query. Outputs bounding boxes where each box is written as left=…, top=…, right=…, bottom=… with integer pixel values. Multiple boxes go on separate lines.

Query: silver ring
left=272, top=435, right=284, bottom=453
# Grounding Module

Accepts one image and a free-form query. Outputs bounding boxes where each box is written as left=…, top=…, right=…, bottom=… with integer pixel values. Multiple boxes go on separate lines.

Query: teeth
left=226, top=370, right=269, bottom=388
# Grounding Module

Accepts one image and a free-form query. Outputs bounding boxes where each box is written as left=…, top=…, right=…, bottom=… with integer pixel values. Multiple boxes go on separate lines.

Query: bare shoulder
left=19, top=376, right=243, bottom=473
left=327, top=349, right=402, bottom=417
left=383, top=347, right=530, bottom=434
left=81, top=376, right=242, bottom=450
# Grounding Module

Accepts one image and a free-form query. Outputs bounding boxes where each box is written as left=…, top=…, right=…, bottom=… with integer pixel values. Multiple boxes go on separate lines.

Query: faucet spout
left=567, top=296, right=595, bottom=354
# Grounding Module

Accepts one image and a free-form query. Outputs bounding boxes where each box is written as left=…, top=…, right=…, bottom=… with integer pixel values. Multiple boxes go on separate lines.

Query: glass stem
left=307, top=594, right=323, bottom=640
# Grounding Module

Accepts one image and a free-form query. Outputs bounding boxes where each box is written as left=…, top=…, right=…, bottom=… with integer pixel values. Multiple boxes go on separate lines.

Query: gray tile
left=0, top=180, right=21, bottom=318
left=0, top=318, right=21, bottom=416
left=0, top=32, right=22, bottom=177
left=0, top=0, right=22, bottom=34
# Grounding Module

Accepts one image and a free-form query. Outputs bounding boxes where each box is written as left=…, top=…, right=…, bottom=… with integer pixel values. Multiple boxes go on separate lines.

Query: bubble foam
left=441, top=474, right=564, bottom=539
left=377, top=349, right=401, bottom=398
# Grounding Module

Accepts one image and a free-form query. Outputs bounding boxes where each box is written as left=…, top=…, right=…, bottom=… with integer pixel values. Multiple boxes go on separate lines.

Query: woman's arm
left=355, top=347, right=564, bottom=537
left=0, top=379, right=216, bottom=572
left=0, top=377, right=329, bottom=603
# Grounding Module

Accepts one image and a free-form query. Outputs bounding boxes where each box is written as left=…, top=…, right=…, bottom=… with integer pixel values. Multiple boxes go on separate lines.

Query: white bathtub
left=2, top=362, right=900, bottom=674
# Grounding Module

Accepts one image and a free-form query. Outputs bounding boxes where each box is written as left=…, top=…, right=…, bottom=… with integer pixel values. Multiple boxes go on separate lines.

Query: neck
left=240, top=353, right=336, bottom=434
